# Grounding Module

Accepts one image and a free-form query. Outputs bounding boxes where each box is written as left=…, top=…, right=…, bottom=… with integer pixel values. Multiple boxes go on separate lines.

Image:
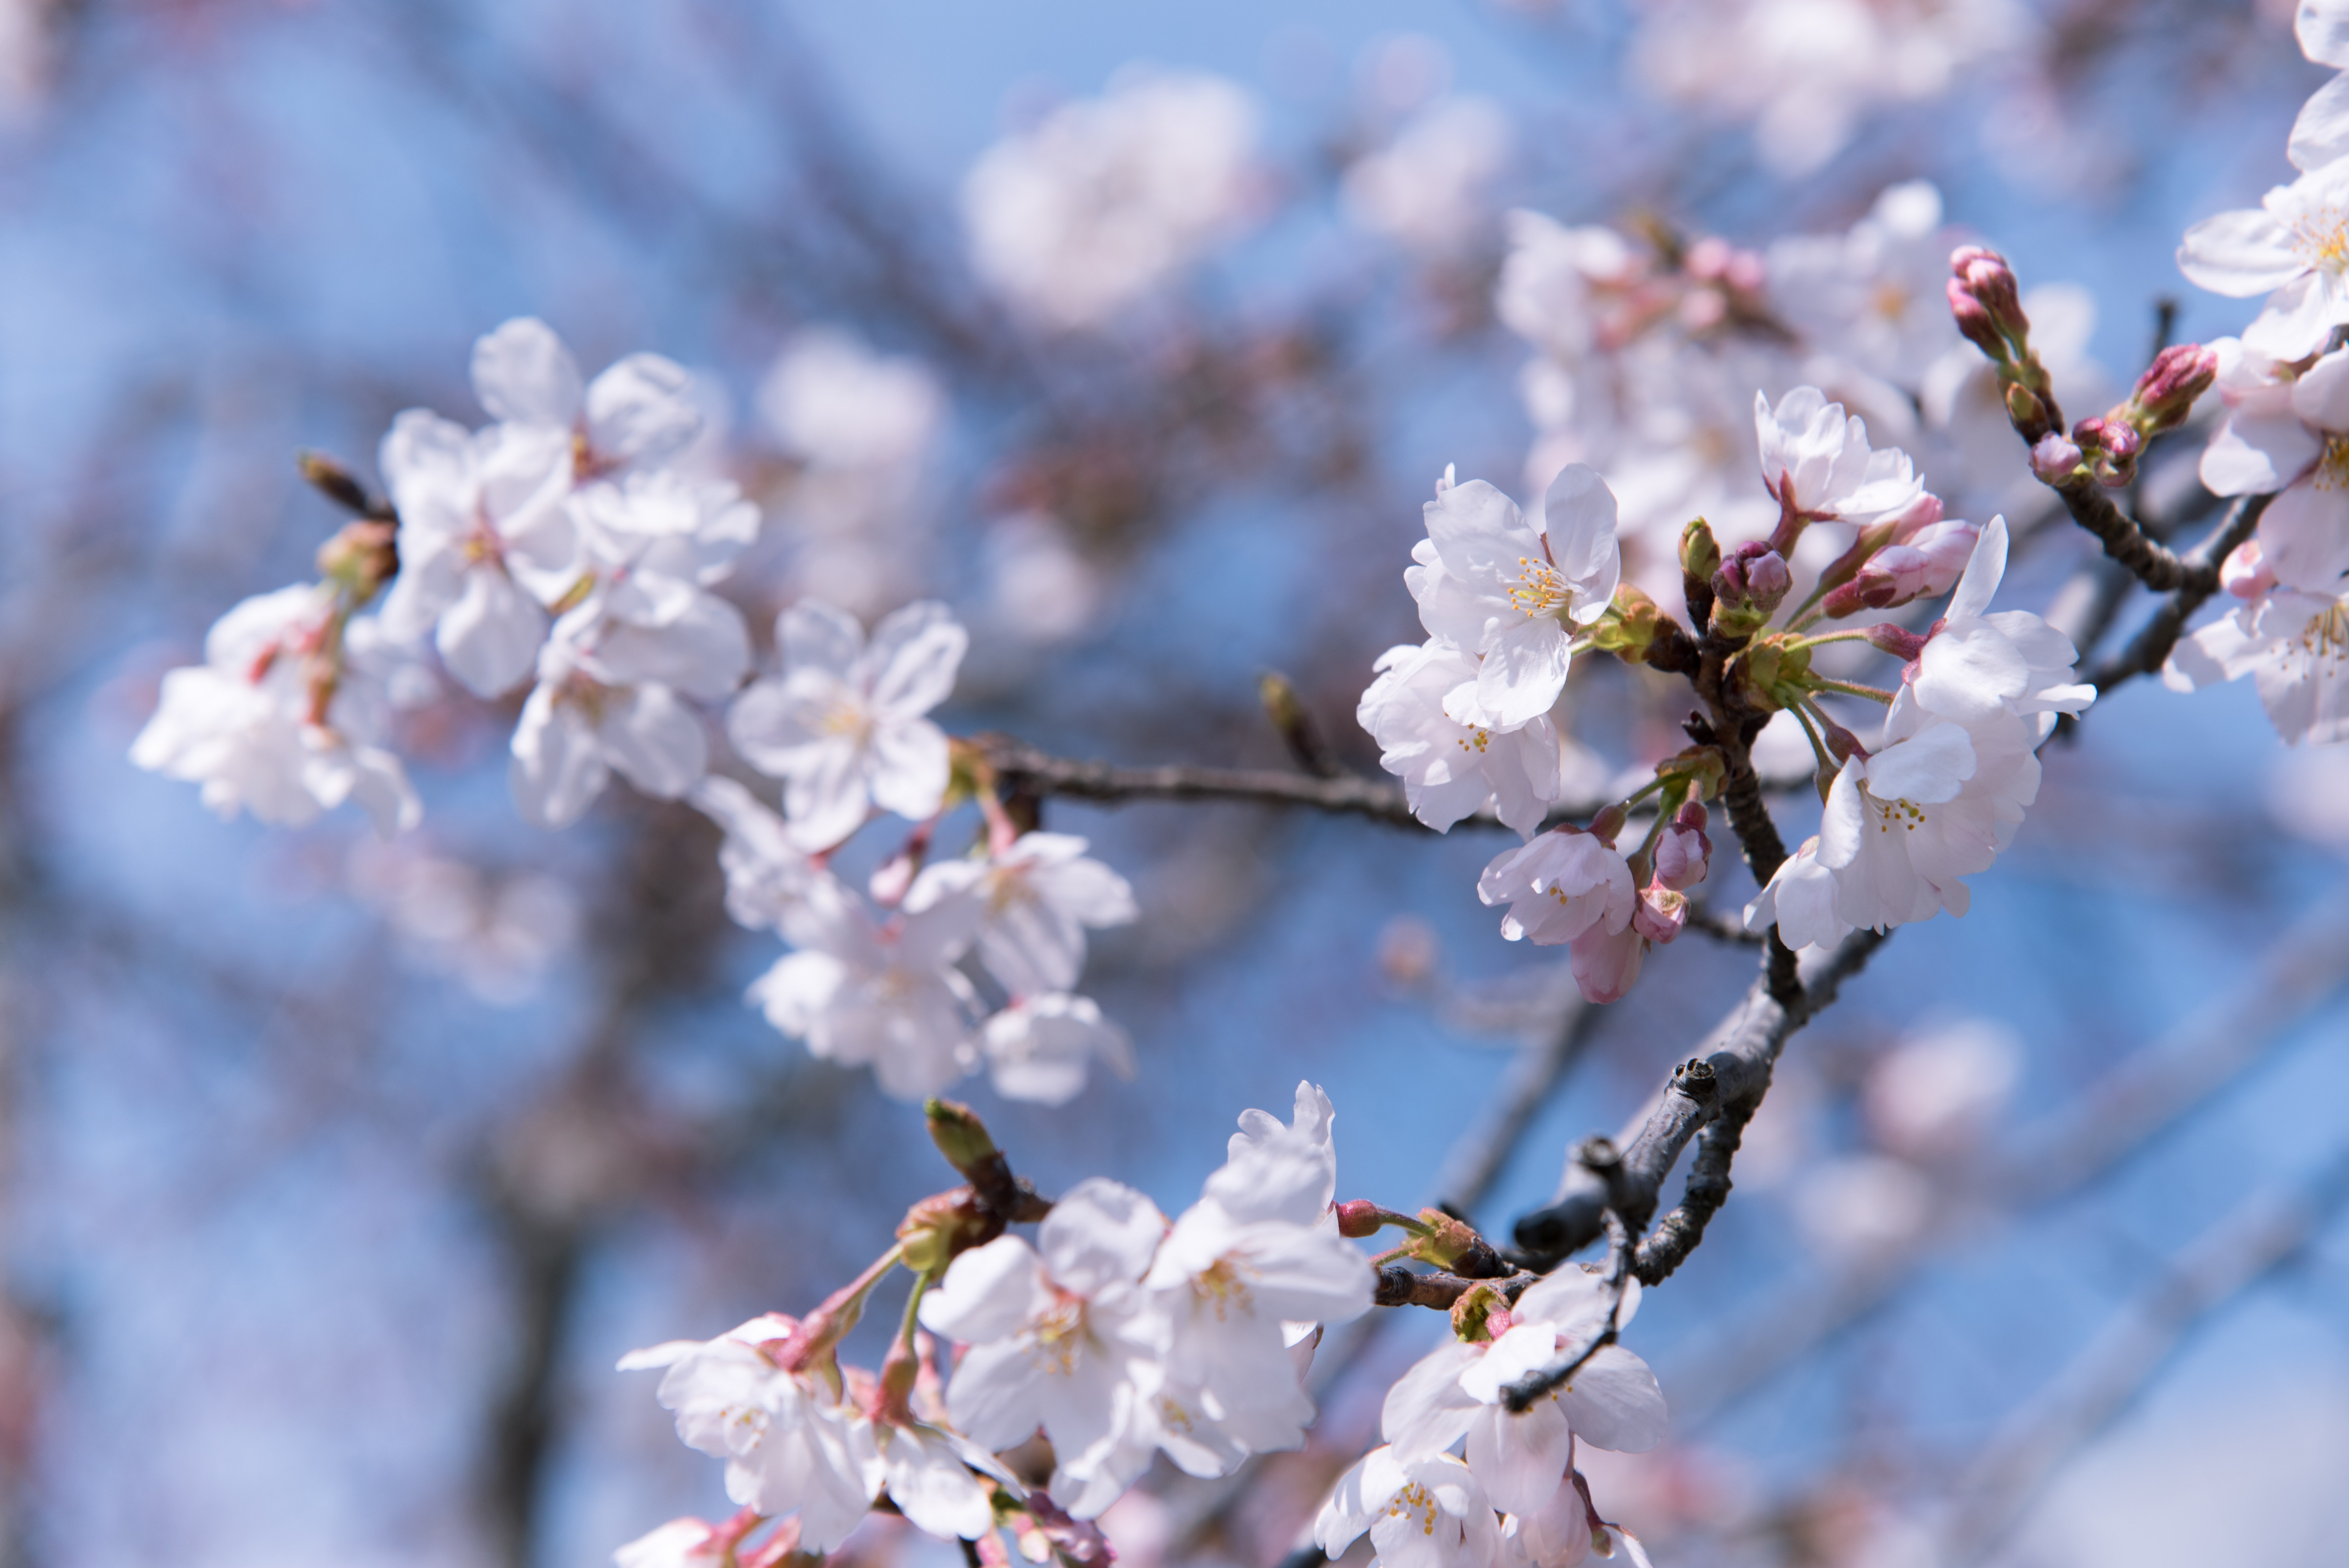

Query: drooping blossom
left=905, top=832, right=1138, bottom=996
left=1358, top=639, right=1564, bottom=837
left=1567, top=803, right=1715, bottom=1006
left=374, top=409, right=577, bottom=697
left=918, top=1178, right=1172, bottom=1518
left=132, top=584, right=420, bottom=835
left=748, top=872, right=981, bottom=1100
left=1476, top=829, right=1634, bottom=950
left=1409, top=467, right=1621, bottom=729
left=617, top=1315, right=879, bottom=1554
left=962, top=71, right=1259, bottom=331
left=1382, top=1267, right=1666, bottom=1520
left=728, top=600, right=966, bottom=850
left=1314, top=1447, right=1503, bottom=1568
left=471, top=316, right=703, bottom=481
left=2177, top=159, right=2349, bottom=360
left=980, top=994, right=1136, bottom=1106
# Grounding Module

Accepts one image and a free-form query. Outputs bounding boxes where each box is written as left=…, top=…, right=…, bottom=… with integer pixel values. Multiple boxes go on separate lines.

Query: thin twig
left=2085, top=491, right=2273, bottom=694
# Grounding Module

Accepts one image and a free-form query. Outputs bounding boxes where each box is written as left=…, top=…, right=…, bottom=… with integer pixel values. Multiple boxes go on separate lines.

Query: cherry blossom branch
left=1499, top=1208, right=1633, bottom=1411
left=2037, top=474, right=2214, bottom=595
left=1510, top=929, right=1888, bottom=1269
left=2082, top=490, right=2274, bottom=693
left=1937, top=1146, right=2349, bottom=1566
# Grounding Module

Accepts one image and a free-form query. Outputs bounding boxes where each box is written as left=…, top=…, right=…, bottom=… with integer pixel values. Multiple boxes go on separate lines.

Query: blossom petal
left=472, top=317, right=585, bottom=427
left=2177, top=208, right=2303, bottom=296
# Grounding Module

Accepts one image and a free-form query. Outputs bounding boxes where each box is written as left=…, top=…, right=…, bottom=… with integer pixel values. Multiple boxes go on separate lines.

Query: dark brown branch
left=1511, top=929, right=1887, bottom=1268
left=2043, top=475, right=2213, bottom=594
left=1372, top=1265, right=1538, bottom=1310
left=2085, top=491, right=2273, bottom=694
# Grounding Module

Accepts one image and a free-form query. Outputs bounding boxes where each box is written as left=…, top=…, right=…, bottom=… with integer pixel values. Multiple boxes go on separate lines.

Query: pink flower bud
left=2129, top=343, right=2219, bottom=432
left=2222, top=538, right=2277, bottom=600
left=2030, top=432, right=2084, bottom=483
left=1652, top=816, right=1712, bottom=891
left=1884, top=491, right=1944, bottom=543
left=1712, top=540, right=1793, bottom=613
left=1334, top=1199, right=1384, bottom=1238
left=1586, top=804, right=1629, bottom=844
left=1948, top=245, right=2028, bottom=359
left=1684, top=235, right=1732, bottom=280
left=1867, top=624, right=1929, bottom=662
left=1723, top=248, right=1767, bottom=293
left=1633, top=884, right=1688, bottom=945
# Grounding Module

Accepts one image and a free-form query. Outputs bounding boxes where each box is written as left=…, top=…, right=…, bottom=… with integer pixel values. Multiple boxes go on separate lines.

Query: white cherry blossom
left=574, top=470, right=761, bottom=618
left=2177, top=159, right=2349, bottom=360
left=1142, top=1085, right=1373, bottom=1477
left=904, top=832, right=1137, bottom=996
left=748, top=873, right=981, bottom=1100
left=1755, top=386, right=1927, bottom=527
left=691, top=776, right=820, bottom=935
left=2164, top=584, right=2349, bottom=745
left=1906, top=517, right=2096, bottom=725
left=1360, top=640, right=1564, bottom=837
left=980, top=994, right=1135, bottom=1106
left=873, top=1420, right=996, bottom=1541
left=728, top=600, right=966, bottom=850
left=918, top=1178, right=1172, bottom=1518
left=1382, top=1269, right=1665, bottom=1520
left=132, top=584, right=420, bottom=835
left=375, top=410, right=577, bottom=697
left=962, top=71, right=1259, bottom=331
left=1409, top=467, right=1620, bottom=729
left=2197, top=345, right=2349, bottom=593
left=472, top=316, right=703, bottom=480
left=1476, top=830, right=1634, bottom=948
left=617, top=1314, right=880, bottom=1554
left=510, top=603, right=731, bottom=829
left=1314, top=1447, right=1502, bottom=1568
left=1745, top=834, right=1850, bottom=952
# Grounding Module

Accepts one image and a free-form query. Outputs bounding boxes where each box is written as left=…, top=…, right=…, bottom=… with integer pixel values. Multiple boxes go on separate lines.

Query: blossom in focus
left=918, top=1178, right=1172, bottom=1517
left=2164, top=584, right=2349, bottom=745
left=748, top=872, right=981, bottom=1100
left=2198, top=344, right=2349, bottom=593
left=2177, top=159, right=2349, bottom=360
left=1755, top=386, right=1927, bottom=527
left=1314, top=1447, right=1503, bottom=1568
left=1358, top=639, right=1564, bottom=837
left=1142, top=1083, right=1373, bottom=1477
left=1905, top=517, right=2096, bottom=725
left=728, top=599, right=967, bottom=850
left=980, top=994, right=1135, bottom=1105
left=131, top=584, right=421, bottom=835
left=1409, top=467, right=1620, bottom=729
left=962, top=70, right=1259, bottom=331
left=1382, top=1267, right=1666, bottom=1520
left=1477, top=828, right=1635, bottom=951
left=472, top=316, right=703, bottom=480
left=374, top=409, right=577, bottom=697
left=905, top=832, right=1138, bottom=996
left=617, top=1315, right=880, bottom=1553
left=1342, top=96, right=1512, bottom=255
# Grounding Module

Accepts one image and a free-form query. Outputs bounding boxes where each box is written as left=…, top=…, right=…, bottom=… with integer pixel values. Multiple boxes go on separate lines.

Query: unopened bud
left=1634, top=884, right=1688, bottom=945
left=2030, top=432, right=2085, bottom=484
left=1866, top=624, right=1930, bottom=663
left=1949, top=246, right=2028, bottom=349
left=2222, top=538, right=2277, bottom=600
left=897, top=1188, right=994, bottom=1276
left=1587, top=803, right=1630, bottom=845
left=1591, top=584, right=1666, bottom=663
left=2004, top=380, right=2050, bottom=437
left=1335, top=1199, right=1385, bottom=1239
left=1679, top=517, right=1721, bottom=584
left=1712, top=541, right=1793, bottom=615
left=1450, top=1280, right=1513, bottom=1343
left=2074, top=415, right=2143, bottom=488
left=315, top=518, right=399, bottom=602
left=924, top=1098, right=1002, bottom=1182
left=2127, top=343, right=2219, bottom=433
left=1652, top=810, right=1712, bottom=891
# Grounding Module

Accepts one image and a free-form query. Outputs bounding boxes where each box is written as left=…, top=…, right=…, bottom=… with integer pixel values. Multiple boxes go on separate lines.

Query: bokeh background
left=3, top=2, right=2347, bottom=1566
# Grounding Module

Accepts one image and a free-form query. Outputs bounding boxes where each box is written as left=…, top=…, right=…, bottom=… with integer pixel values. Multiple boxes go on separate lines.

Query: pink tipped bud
left=1634, top=884, right=1688, bottom=945
left=2030, top=432, right=2084, bottom=483
left=1848, top=519, right=1980, bottom=611
left=1723, top=248, right=1767, bottom=294
left=1867, top=624, right=1930, bottom=662
left=1334, top=1199, right=1384, bottom=1239
left=1652, top=814, right=1712, bottom=891
left=1712, top=540, right=1793, bottom=617
left=1674, top=799, right=1709, bottom=832
left=2075, top=415, right=2142, bottom=487
left=1884, top=491, right=1945, bottom=544
left=2129, top=343, right=2219, bottom=432
left=1684, top=235, right=1732, bottom=280
left=2222, top=538, right=2277, bottom=600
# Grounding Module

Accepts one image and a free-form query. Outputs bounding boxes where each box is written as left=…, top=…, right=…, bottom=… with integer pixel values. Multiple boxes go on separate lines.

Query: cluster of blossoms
left=617, top=1090, right=1660, bottom=1568
left=1497, top=180, right=2109, bottom=617
left=132, top=320, right=1141, bottom=1105
left=2155, top=5, right=2349, bottom=745
left=1363, top=372, right=2089, bottom=979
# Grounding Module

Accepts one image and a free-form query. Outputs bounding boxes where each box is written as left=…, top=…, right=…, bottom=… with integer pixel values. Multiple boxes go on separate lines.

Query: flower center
left=1867, top=789, right=1929, bottom=835
left=2292, top=204, right=2349, bottom=273
left=1454, top=726, right=1491, bottom=754
left=1507, top=556, right=1571, bottom=617
left=1027, top=1299, right=1087, bottom=1377
left=2317, top=437, right=2349, bottom=493
left=822, top=700, right=876, bottom=742
left=1387, top=1481, right=1440, bottom=1537
left=1191, top=1255, right=1257, bottom=1321
left=2299, top=600, right=2349, bottom=663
